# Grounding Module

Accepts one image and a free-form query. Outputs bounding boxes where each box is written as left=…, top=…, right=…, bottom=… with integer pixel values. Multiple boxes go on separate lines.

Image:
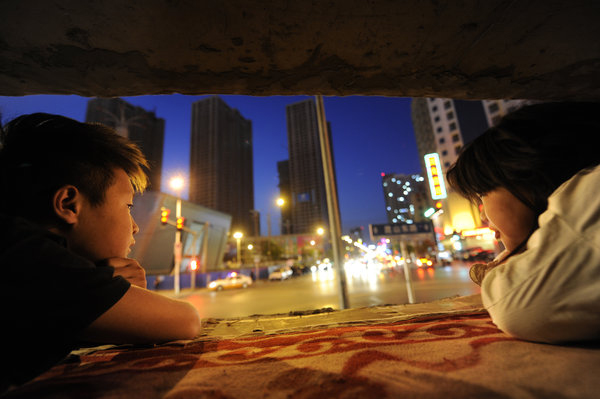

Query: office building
left=189, top=96, right=254, bottom=234
left=86, top=98, right=165, bottom=190
left=285, top=98, right=335, bottom=234
left=381, top=173, right=430, bottom=224
left=277, top=160, right=293, bottom=234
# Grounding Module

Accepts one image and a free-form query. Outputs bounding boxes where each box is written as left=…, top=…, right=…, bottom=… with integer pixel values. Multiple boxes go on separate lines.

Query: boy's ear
left=52, top=185, right=83, bottom=225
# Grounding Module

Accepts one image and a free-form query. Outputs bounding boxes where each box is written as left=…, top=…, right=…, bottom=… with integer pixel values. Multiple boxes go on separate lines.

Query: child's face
left=69, top=168, right=139, bottom=262
left=479, top=187, right=536, bottom=253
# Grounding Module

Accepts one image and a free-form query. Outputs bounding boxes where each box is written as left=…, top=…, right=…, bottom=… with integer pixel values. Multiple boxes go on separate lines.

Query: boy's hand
left=103, top=257, right=147, bottom=289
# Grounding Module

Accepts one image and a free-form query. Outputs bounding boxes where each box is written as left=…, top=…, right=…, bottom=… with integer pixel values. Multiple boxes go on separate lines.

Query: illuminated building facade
left=189, top=96, right=254, bottom=235
left=381, top=173, right=430, bottom=224
left=85, top=98, right=165, bottom=191
left=285, top=99, right=334, bottom=234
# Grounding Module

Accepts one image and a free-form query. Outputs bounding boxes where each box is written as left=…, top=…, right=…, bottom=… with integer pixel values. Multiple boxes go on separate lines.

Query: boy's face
left=68, top=168, right=139, bottom=262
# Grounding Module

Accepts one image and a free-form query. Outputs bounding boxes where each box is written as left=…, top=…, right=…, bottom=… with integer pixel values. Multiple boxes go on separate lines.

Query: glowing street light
left=233, top=231, right=243, bottom=265
left=247, top=244, right=254, bottom=250
left=316, top=227, right=325, bottom=236
left=276, top=197, right=285, bottom=207
left=169, top=175, right=185, bottom=192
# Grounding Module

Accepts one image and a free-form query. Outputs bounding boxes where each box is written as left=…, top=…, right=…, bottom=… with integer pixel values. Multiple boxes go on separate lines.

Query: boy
left=0, top=113, right=202, bottom=391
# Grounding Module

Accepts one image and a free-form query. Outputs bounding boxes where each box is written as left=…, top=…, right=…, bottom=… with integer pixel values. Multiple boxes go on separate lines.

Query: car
left=269, top=267, right=293, bottom=280
left=208, top=272, right=253, bottom=291
left=415, top=257, right=434, bottom=267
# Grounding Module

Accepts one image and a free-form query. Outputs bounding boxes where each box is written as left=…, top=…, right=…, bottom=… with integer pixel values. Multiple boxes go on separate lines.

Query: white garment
left=482, top=164, right=600, bottom=343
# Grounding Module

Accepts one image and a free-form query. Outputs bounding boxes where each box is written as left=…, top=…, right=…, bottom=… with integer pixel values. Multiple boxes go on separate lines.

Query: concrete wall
left=1, top=1, right=599, bottom=99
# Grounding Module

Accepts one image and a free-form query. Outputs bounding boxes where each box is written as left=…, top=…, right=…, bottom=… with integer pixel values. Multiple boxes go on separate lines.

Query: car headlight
left=209, top=282, right=217, bottom=288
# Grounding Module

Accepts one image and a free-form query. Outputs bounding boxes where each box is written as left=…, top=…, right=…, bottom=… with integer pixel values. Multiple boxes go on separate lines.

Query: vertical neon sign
left=424, top=153, right=447, bottom=199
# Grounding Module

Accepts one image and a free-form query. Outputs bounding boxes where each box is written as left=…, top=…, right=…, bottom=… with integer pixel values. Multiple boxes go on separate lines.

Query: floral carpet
left=6, top=296, right=600, bottom=398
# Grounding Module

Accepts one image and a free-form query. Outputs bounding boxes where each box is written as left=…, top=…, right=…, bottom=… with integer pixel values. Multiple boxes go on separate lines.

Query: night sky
left=0, top=95, right=421, bottom=235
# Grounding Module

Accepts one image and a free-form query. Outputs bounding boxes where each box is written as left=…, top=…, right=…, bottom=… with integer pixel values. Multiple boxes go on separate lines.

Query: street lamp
left=233, top=231, right=243, bottom=266
left=170, top=175, right=185, bottom=295
left=316, top=227, right=325, bottom=236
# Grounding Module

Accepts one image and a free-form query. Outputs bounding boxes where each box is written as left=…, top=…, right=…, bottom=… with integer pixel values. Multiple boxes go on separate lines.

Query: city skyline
left=0, top=94, right=421, bottom=235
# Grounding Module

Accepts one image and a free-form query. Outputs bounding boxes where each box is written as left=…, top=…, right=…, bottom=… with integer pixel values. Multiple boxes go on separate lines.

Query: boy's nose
left=132, top=217, right=140, bottom=235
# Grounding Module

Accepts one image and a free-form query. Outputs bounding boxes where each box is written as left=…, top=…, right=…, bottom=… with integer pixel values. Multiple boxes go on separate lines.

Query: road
left=177, top=262, right=480, bottom=319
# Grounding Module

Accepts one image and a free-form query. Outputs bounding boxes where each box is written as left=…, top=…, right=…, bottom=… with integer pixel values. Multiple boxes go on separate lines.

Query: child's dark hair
left=0, top=113, right=149, bottom=224
left=447, top=102, right=600, bottom=219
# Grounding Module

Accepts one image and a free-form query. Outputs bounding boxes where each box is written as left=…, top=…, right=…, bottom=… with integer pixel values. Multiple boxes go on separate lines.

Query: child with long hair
left=446, top=102, right=600, bottom=343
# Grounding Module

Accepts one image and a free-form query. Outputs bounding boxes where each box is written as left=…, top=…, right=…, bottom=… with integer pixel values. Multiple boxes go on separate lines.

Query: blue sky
left=0, top=94, right=421, bottom=235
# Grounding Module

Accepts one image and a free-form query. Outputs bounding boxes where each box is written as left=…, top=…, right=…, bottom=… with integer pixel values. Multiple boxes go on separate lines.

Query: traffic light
left=435, top=201, right=443, bottom=209
left=176, top=216, right=185, bottom=231
left=190, top=259, right=198, bottom=271
left=160, top=209, right=170, bottom=225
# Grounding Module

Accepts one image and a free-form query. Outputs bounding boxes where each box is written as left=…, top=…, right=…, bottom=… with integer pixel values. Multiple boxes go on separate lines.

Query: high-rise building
left=277, top=160, right=292, bottom=234
left=86, top=98, right=165, bottom=190
left=381, top=173, right=430, bottom=224
left=481, top=99, right=536, bottom=127
left=189, top=96, right=254, bottom=234
left=285, top=99, right=335, bottom=234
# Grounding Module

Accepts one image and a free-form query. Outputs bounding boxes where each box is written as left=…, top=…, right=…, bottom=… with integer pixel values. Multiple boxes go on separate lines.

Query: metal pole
left=400, top=240, right=416, bottom=304
left=315, top=95, right=349, bottom=309
left=236, top=237, right=241, bottom=265
left=174, top=197, right=182, bottom=295
left=267, top=212, right=271, bottom=259
left=190, top=234, right=197, bottom=290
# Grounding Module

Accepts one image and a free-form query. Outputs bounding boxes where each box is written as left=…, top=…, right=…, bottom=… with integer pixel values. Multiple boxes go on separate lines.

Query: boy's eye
left=127, top=204, right=134, bottom=210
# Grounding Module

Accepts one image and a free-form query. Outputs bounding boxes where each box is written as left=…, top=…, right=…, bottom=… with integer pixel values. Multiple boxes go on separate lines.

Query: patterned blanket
left=6, top=296, right=600, bottom=398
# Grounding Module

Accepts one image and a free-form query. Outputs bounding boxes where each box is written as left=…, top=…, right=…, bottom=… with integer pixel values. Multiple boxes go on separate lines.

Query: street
left=178, top=262, right=480, bottom=319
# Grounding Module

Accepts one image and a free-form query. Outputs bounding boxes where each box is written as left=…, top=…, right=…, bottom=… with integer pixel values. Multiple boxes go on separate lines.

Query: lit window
left=392, top=218, right=397, bottom=223
left=387, top=206, right=391, bottom=211
left=391, top=178, right=396, bottom=182
left=383, top=182, right=388, bottom=187
left=388, top=192, right=393, bottom=197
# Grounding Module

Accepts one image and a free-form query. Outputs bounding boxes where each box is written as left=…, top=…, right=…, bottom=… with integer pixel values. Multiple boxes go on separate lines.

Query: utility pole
left=315, top=95, right=349, bottom=310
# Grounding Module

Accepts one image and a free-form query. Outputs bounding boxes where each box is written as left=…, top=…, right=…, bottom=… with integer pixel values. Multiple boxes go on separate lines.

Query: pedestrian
left=446, top=102, right=600, bottom=343
left=0, top=113, right=202, bottom=392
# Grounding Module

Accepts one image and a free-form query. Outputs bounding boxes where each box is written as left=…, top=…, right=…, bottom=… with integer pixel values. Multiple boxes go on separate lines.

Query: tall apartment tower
left=412, top=98, right=535, bottom=172
left=85, top=98, right=165, bottom=190
left=482, top=99, right=536, bottom=126
left=285, top=99, right=334, bottom=234
left=381, top=173, right=430, bottom=224
left=189, top=96, right=254, bottom=234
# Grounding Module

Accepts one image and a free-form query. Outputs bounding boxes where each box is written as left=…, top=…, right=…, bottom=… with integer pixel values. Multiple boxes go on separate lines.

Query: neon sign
left=424, top=153, right=447, bottom=200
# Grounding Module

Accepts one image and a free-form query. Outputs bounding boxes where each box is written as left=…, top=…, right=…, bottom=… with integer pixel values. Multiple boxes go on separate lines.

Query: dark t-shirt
left=0, top=214, right=131, bottom=390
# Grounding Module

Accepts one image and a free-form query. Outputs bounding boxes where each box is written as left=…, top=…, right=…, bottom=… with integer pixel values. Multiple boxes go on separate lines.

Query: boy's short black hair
left=446, top=102, right=600, bottom=217
left=0, top=113, right=149, bottom=224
